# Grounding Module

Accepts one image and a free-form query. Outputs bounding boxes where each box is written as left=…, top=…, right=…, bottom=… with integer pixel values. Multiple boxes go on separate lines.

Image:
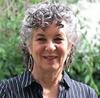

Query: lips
left=43, top=56, right=57, bottom=60
left=42, top=54, right=58, bottom=61
left=42, top=56, right=57, bottom=65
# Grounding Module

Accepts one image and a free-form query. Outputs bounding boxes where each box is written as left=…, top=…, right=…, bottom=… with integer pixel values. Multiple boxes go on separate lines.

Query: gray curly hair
left=20, top=2, right=79, bottom=70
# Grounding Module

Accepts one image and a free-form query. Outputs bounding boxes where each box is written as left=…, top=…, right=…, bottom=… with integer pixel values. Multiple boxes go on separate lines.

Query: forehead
left=32, top=21, right=68, bottom=36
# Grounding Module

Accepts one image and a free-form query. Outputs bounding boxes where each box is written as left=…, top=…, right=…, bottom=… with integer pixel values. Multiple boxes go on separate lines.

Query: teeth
left=47, top=56, right=55, bottom=58
left=44, top=56, right=57, bottom=59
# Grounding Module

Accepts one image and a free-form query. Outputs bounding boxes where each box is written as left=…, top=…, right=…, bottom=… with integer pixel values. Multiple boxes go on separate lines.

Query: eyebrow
left=55, top=31, right=64, bottom=36
left=36, top=33, right=45, bottom=37
left=54, top=34, right=61, bottom=38
left=36, top=31, right=63, bottom=38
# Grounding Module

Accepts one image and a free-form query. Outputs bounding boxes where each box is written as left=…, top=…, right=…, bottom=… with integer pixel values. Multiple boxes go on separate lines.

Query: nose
left=45, top=41, right=56, bottom=52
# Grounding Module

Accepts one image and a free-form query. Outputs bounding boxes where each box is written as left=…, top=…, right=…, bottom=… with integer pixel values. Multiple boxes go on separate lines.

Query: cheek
left=31, top=44, right=44, bottom=59
left=57, top=44, right=68, bottom=58
left=57, top=42, right=70, bottom=62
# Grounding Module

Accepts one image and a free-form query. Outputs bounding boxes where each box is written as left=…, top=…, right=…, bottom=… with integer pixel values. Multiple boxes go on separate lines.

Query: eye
left=36, top=38, right=47, bottom=43
left=54, top=37, right=64, bottom=43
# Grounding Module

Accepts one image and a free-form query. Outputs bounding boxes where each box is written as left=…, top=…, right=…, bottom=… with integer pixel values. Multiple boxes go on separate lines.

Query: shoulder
left=0, top=70, right=33, bottom=98
left=0, top=80, right=7, bottom=97
left=0, top=75, right=21, bottom=97
left=70, top=79, right=98, bottom=98
left=63, top=71, right=98, bottom=98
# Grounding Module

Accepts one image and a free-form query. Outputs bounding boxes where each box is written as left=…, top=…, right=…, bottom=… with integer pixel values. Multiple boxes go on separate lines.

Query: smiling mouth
left=43, top=56, right=57, bottom=60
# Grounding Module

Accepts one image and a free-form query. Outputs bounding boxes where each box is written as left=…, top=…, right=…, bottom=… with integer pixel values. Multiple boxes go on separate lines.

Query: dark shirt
left=0, top=70, right=98, bottom=98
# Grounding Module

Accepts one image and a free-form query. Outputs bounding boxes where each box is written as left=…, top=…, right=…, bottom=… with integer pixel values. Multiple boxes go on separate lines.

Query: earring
left=64, top=47, right=74, bottom=71
left=28, top=55, right=34, bottom=71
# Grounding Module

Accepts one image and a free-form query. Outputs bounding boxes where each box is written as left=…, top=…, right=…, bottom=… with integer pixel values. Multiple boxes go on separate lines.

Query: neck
left=32, top=66, right=62, bottom=89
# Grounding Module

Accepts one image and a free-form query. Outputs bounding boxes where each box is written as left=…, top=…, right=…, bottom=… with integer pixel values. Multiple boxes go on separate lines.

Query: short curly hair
left=20, top=2, right=79, bottom=70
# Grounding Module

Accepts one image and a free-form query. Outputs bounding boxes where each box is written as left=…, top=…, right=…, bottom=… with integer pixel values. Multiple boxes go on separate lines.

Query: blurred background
left=0, top=0, right=100, bottom=97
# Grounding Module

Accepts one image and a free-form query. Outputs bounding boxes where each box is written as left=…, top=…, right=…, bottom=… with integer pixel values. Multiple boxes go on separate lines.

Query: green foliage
left=31, top=0, right=42, bottom=3
left=0, top=0, right=100, bottom=96
left=0, top=0, right=25, bottom=79
left=66, top=0, right=79, bottom=3
left=67, top=21, right=100, bottom=95
left=68, top=39, right=100, bottom=95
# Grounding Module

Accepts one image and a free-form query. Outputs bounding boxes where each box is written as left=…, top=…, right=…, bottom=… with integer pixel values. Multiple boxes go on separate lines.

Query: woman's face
left=28, top=21, right=72, bottom=72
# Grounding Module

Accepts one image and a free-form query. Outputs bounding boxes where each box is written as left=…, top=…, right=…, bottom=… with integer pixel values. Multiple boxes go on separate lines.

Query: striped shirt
left=0, top=70, right=98, bottom=98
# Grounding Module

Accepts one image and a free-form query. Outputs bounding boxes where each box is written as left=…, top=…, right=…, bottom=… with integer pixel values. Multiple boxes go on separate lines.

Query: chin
left=45, top=64, right=60, bottom=72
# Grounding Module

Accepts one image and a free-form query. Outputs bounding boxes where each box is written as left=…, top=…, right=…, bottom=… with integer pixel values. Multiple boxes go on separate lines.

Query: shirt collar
left=19, top=69, right=72, bottom=89
left=61, top=70, right=72, bottom=89
left=19, top=69, right=34, bottom=88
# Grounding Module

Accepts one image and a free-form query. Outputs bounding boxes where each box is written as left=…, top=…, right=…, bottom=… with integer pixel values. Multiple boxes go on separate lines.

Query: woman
left=0, top=2, right=98, bottom=98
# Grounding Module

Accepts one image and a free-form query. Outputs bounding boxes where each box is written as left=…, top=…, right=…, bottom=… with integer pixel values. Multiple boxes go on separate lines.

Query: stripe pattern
left=0, top=70, right=98, bottom=98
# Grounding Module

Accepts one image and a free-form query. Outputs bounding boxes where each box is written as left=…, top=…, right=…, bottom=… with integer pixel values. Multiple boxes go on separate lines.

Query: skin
left=28, top=21, right=72, bottom=98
